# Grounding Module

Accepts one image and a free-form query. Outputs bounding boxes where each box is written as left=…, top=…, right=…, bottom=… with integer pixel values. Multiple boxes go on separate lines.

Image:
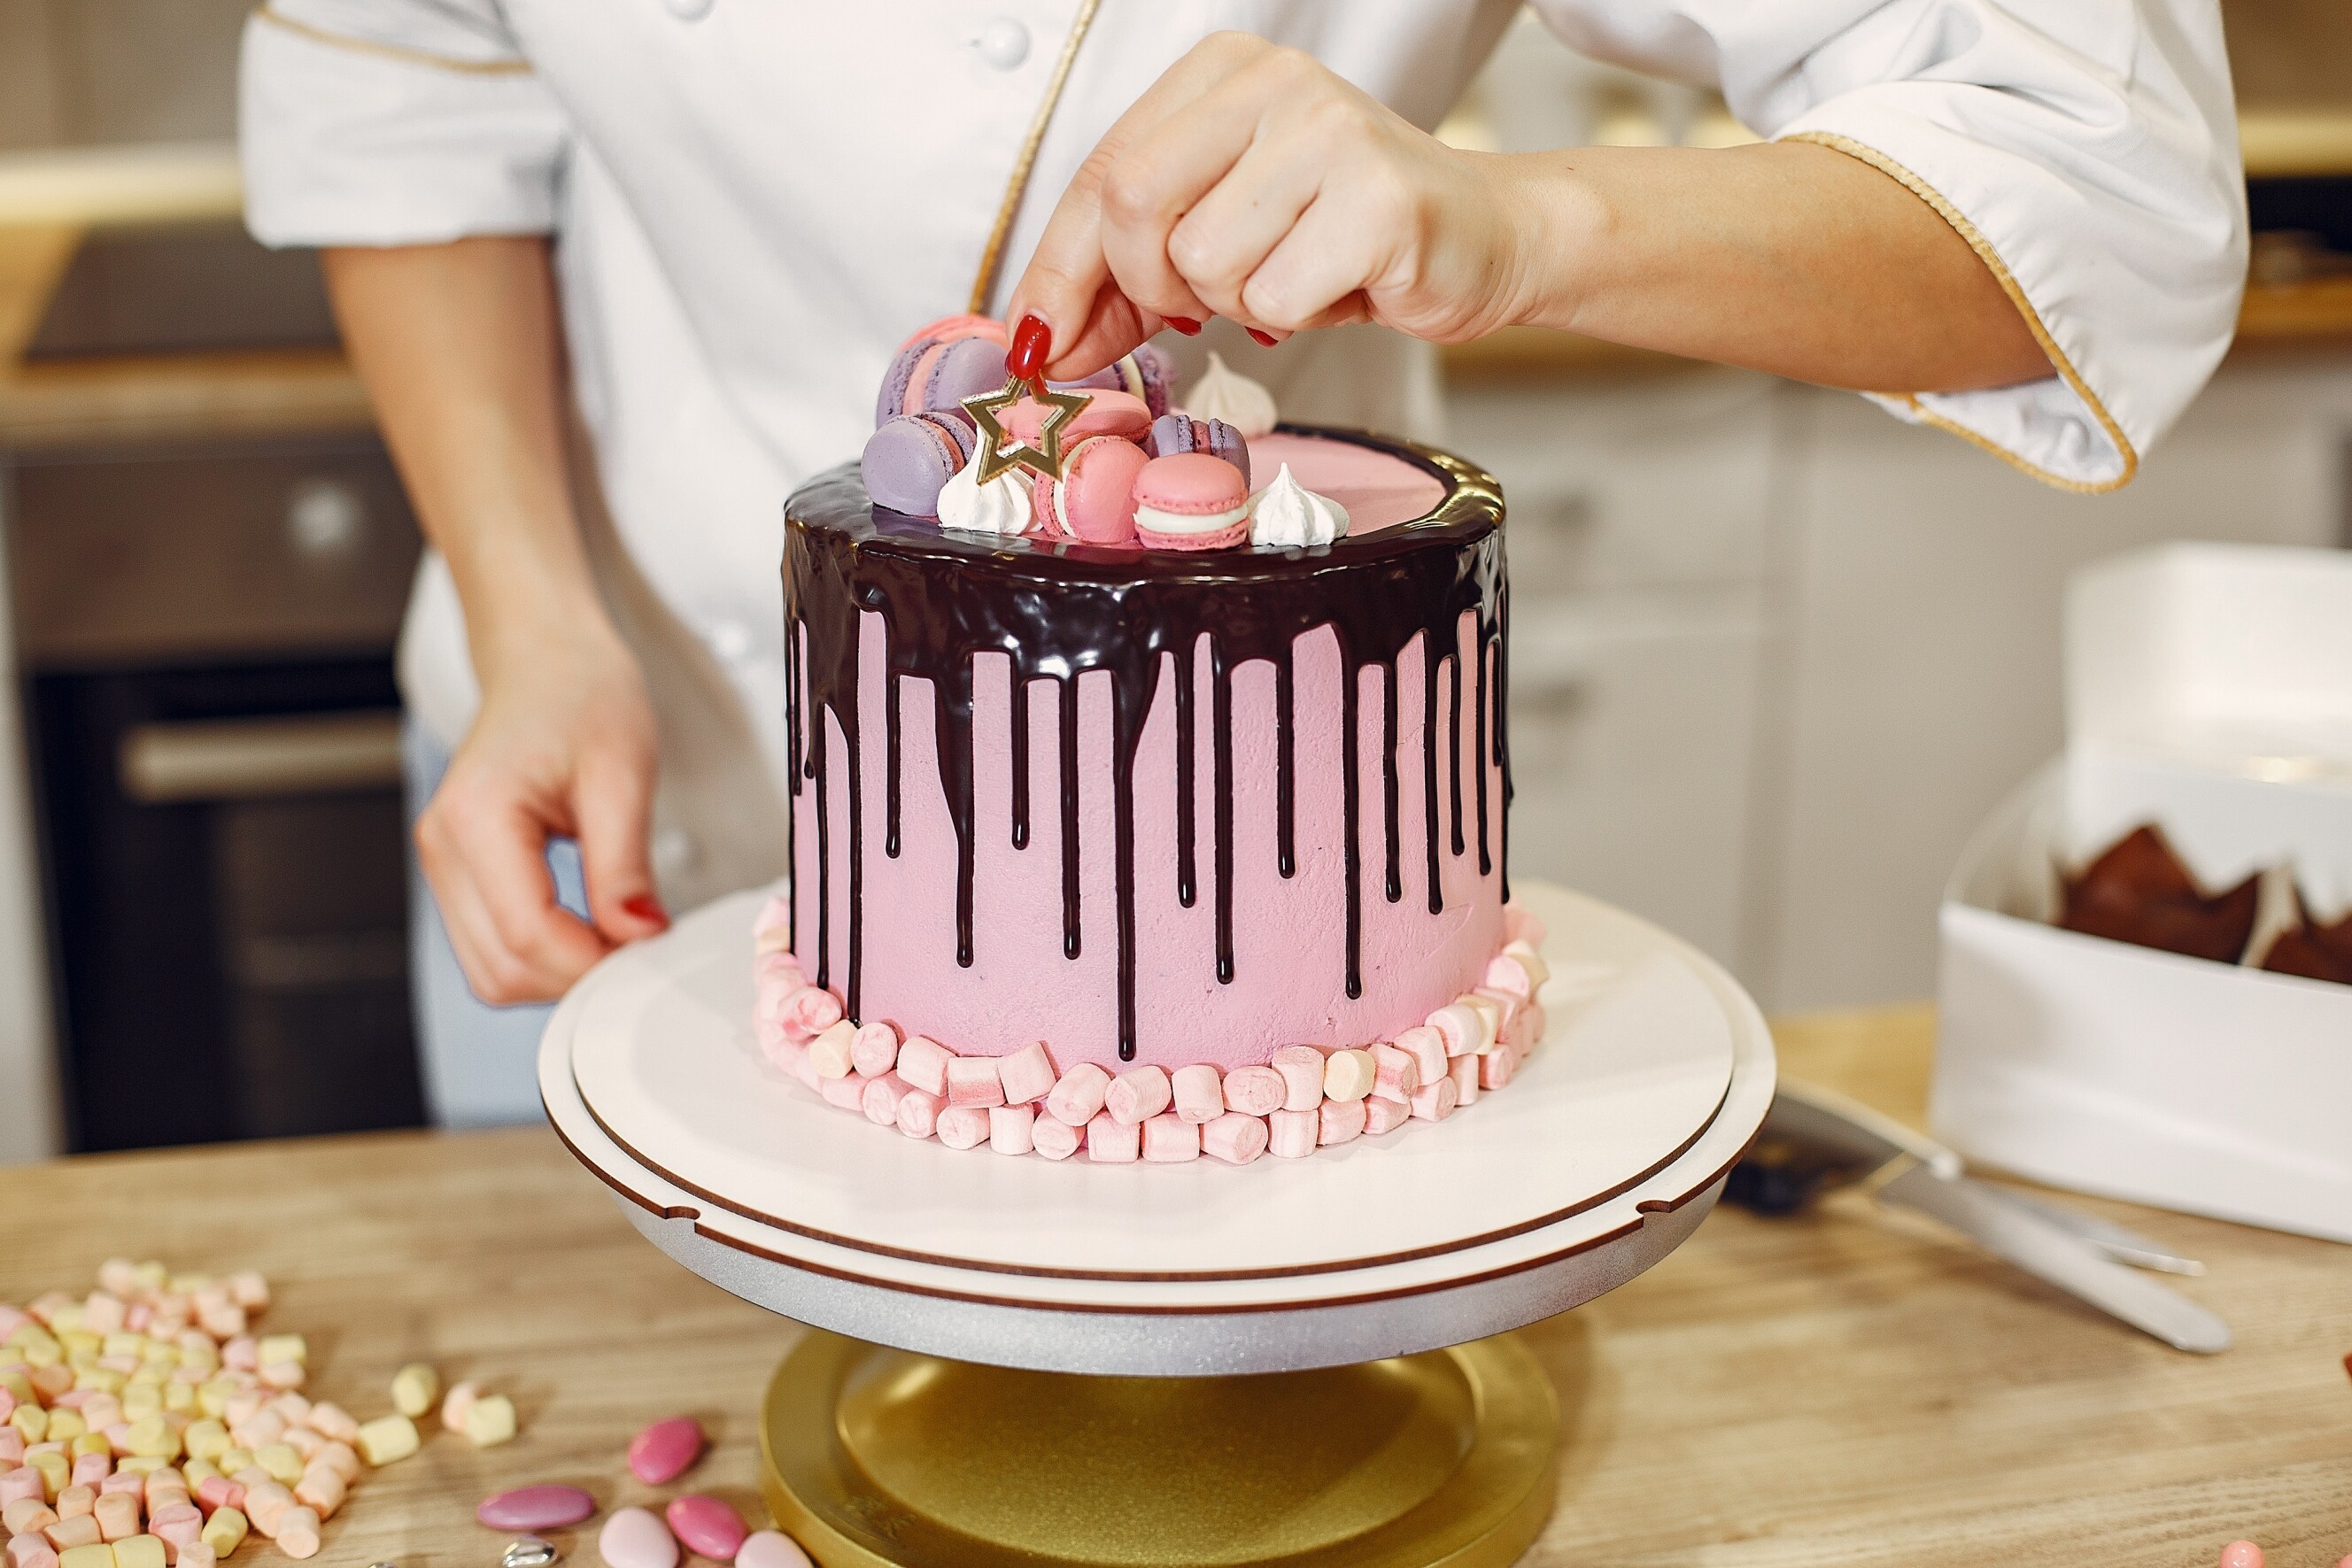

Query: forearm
left=1499, top=139, right=2049, bottom=393
left=321, top=236, right=614, bottom=688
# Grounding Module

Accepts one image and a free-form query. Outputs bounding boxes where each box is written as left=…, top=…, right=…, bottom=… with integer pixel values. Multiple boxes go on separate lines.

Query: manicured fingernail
left=1164, top=316, right=1202, bottom=336
left=1007, top=314, right=1052, bottom=380
left=1246, top=328, right=1280, bottom=348
left=623, top=893, right=669, bottom=926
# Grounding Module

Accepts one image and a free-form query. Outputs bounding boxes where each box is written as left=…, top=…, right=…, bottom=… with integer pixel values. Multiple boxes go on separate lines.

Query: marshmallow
left=1141, top=1116, right=1200, bottom=1163
left=1448, top=1054, right=1480, bottom=1107
left=1393, top=1025, right=1448, bottom=1086
left=861, top=1073, right=909, bottom=1125
left=818, top=1072, right=867, bottom=1112
left=1364, top=1094, right=1411, bottom=1136
left=273, top=1504, right=321, bottom=1560
left=1086, top=1115, right=1141, bottom=1163
left=808, top=1020, right=857, bottom=1080
left=291, top=1464, right=343, bottom=1519
left=1502, top=902, right=1546, bottom=947
left=1472, top=987, right=1522, bottom=1033
left=936, top=1106, right=991, bottom=1151
left=996, top=1042, right=1056, bottom=1106
left=353, top=1414, right=417, bottom=1466
left=850, top=1022, right=901, bottom=1078
left=197, top=1507, right=245, bottom=1559
left=460, top=1395, right=515, bottom=1449
left=301, top=1400, right=356, bottom=1444
left=895, top=1089, right=943, bottom=1139
left=752, top=895, right=793, bottom=950
left=1266, top=1109, right=1319, bottom=1159
left=944, top=1057, right=1006, bottom=1109
left=776, top=986, right=844, bottom=1043
left=311, top=1443, right=358, bottom=1485
left=1219, top=1065, right=1285, bottom=1117
left=4, top=1532, right=56, bottom=1568
left=69, top=1455, right=106, bottom=1488
left=1201, top=1113, right=1269, bottom=1166
left=1169, top=1064, right=1225, bottom=1123
left=1319, top=1096, right=1368, bottom=1147
left=1517, top=1005, right=1546, bottom=1049
left=1030, top=1116, right=1081, bottom=1162
left=55, top=1487, right=92, bottom=1520
left=1271, top=1046, right=1326, bottom=1112
left=1104, top=1066, right=1171, bottom=1125
left=4, top=1498, right=56, bottom=1534
left=1501, top=938, right=1549, bottom=988
left=1045, top=1064, right=1111, bottom=1127
left=1480, top=1049, right=1516, bottom=1090
left=174, top=1545, right=213, bottom=1568
left=45, top=1517, right=100, bottom=1551
left=1368, top=1044, right=1420, bottom=1105
left=438, top=1383, right=478, bottom=1436
left=1312, top=1048, right=1367, bottom=1103
left=988, top=1105, right=1036, bottom=1156
left=1482, top=952, right=1536, bottom=1000
left=895, top=1036, right=952, bottom=1097
left=1458, top=993, right=1504, bottom=1047
left=56, top=1548, right=111, bottom=1568
left=92, top=1493, right=137, bottom=1542
left=241, top=1480, right=291, bottom=1538
left=1410, top=1077, right=1459, bottom=1122
left=1428, top=1003, right=1491, bottom=1058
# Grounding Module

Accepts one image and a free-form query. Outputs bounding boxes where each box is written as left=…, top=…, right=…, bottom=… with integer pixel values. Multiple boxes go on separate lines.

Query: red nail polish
left=1164, top=316, right=1202, bottom=336
left=1246, top=328, right=1280, bottom=348
left=623, top=893, right=669, bottom=926
left=1008, top=313, right=1052, bottom=380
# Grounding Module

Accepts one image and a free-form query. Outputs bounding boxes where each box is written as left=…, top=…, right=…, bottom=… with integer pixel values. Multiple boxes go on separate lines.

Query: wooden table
left=4, top=1007, right=2347, bottom=1568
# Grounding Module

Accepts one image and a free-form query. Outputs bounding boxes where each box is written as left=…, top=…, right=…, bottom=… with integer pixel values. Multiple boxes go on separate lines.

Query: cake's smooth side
left=782, top=429, right=1509, bottom=1076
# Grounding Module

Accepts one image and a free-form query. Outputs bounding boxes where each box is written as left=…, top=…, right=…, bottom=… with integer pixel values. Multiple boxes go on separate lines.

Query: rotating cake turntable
left=539, top=878, right=1775, bottom=1565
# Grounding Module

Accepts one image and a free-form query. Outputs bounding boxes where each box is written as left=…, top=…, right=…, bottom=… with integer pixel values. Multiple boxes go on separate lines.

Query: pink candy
left=1045, top=1064, right=1110, bottom=1127
left=862, top=1074, right=912, bottom=1126
left=1479, top=1049, right=1516, bottom=1090
left=1141, top=1115, right=1200, bottom=1162
left=818, top=1072, right=865, bottom=1111
left=989, top=1105, right=1036, bottom=1155
left=1219, top=1065, right=1285, bottom=1117
left=736, top=1532, right=812, bottom=1568
left=895, top=1035, right=951, bottom=1096
left=1369, top=1043, right=1420, bottom=1104
left=625, top=1419, right=705, bottom=1495
left=774, top=985, right=844, bottom=1043
left=1087, top=1115, right=1141, bottom=1163
left=1449, top=1055, right=1480, bottom=1107
left=1410, top=1077, right=1459, bottom=1122
left=1267, top=1108, right=1319, bottom=1159
left=1319, top=1097, right=1367, bottom=1146
left=895, top=1089, right=943, bottom=1139
left=1502, top=901, right=1546, bottom=947
left=1031, top=1116, right=1081, bottom=1161
left=1270, top=1047, right=1325, bottom=1112
left=945, top=1057, right=1005, bottom=1109
left=1364, top=1094, right=1411, bottom=1136
left=1104, top=1066, right=1171, bottom=1125
left=1428, top=1002, right=1489, bottom=1058
left=1202, top=1113, right=1269, bottom=1166
left=850, top=1022, right=901, bottom=1078
left=665, top=1495, right=748, bottom=1562
left=477, top=1484, right=597, bottom=1530
left=937, top=1105, right=991, bottom=1150
left=996, top=1042, right=1056, bottom=1106
left=1170, top=1064, right=1225, bottom=1123
left=600, top=1507, right=679, bottom=1568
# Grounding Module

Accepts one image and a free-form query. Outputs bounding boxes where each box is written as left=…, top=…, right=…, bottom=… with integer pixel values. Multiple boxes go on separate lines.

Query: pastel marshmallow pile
left=752, top=898, right=1551, bottom=1165
left=0, top=1267, right=527, bottom=1568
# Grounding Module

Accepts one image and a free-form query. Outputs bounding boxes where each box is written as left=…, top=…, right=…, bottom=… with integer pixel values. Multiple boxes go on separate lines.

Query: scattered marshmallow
left=1202, top=1114, right=1269, bottom=1166
left=1266, top=1109, right=1319, bottom=1160
left=1219, top=1066, right=1285, bottom=1117
left=1170, top=1065, right=1225, bottom=1123
left=944, top=1057, right=1005, bottom=1109
left=1141, top=1116, right=1201, bottom=1163
left=1045, top=1065, right=1111, bottom=1127
left=988, top=1105, right=1036, bottom=1156
left=1087, top=1115, right=1141, bottom=1163
left=996, top=1042, right=1057, bottom=1106
left=1104, top=1066, right=1171, bottom=1125
left=895, top=1036, right=952, bottom=1097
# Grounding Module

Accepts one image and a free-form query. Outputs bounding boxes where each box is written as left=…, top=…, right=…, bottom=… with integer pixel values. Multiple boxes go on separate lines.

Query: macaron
left=1132, top=452, right=1252, bottom=551
left=863, top=411, right=978, bottom=516
left=1048, top=344, right=1172, bottom=417
left=877, top=334, right=1010, bottom=428
left=1003, top=389, right=1150, bottom=444
left=897, top=314, right=1003, bottom=352
left=1144, top=413, right=1250, bottom=487
left=1033, top=435, right=1150, bottom=545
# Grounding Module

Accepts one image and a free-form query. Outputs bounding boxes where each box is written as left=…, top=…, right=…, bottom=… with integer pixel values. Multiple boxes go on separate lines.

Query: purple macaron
left=1047, top=344, right=1173, bottom=418
left=863, top=410, right=977, bottom=516
left=1145, top=413, right=1250, bottom=488
left=875, top=335, right=1010, bottom=429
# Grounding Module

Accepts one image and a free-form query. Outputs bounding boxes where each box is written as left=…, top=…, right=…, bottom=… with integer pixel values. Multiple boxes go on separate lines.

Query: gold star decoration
left=962, top=376, right=1092, bottom=486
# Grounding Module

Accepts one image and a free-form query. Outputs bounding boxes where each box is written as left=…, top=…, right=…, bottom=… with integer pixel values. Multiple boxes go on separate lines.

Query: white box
left=1932, top=544, right=2352, bottom=1243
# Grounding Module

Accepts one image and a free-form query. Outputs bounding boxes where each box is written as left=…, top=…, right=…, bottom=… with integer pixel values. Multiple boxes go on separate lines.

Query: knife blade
left=1976, top=1186, right=2206, bottom=1276
left=1878, top=1163, right=2232, bottom=1354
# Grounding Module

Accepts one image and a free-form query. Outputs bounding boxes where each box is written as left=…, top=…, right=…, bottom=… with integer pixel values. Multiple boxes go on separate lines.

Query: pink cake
left=757, top=393, right=1543, bottom=1163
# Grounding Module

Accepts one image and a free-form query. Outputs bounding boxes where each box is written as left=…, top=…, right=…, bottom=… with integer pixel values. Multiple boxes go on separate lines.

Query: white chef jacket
left=239, top=0, right=2243, bottom=908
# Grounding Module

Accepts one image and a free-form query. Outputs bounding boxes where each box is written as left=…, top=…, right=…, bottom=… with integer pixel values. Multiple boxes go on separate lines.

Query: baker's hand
left=414, top=622, right=666, bottom=1005
left=1008, top=32, right=1533, bottom=378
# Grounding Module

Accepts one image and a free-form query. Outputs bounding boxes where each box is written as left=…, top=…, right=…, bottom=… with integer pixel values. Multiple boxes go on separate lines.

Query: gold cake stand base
left=760, top=1329, right=1559, bottom=1567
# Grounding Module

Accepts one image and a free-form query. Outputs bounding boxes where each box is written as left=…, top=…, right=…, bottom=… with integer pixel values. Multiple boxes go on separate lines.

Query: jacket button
left=662, top=0, right=714, bottom=19
left=969, top=16, right=1030, bottom=70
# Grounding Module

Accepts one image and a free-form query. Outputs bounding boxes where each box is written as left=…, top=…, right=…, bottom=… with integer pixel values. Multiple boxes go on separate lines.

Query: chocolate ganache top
left=784, top=426, right=1510, bottom=1062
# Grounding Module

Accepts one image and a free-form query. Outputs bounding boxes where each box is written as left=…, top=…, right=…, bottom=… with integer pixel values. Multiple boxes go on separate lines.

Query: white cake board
left=539, top=880, right=1776, bottom=1376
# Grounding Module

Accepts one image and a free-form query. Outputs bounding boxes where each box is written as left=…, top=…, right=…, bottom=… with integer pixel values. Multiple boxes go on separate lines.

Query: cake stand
left=540, top=881, right=1775, bottom=1566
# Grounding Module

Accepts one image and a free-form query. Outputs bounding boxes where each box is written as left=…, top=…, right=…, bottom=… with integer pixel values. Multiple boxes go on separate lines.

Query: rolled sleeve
left=1536, top=0, right=2246, bottom=491
left=239, top=0, right=569, bottom=249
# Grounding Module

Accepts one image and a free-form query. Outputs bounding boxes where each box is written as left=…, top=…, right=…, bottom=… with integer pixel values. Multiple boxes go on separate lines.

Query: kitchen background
left=0, top=1, right=2345, bottom=1163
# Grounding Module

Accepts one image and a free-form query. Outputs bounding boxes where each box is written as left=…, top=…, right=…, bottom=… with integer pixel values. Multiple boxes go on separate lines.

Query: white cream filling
left=1135, top=500, right=1250, bottom=536
left=937, top=446, right=1033, bottom=536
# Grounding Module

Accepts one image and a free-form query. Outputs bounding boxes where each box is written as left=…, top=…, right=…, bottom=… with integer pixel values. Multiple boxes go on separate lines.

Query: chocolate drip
left=884, top=672, right=901, bottom=858
left=1447, top=648, right=1464, bottom=856
left=1173, top=644, right=1196, bottom=908
left=784, top=622, right=802, bottom=949
left=784, top=428, right=1505, bottom=1063
left=1474, top=633, right=1491, bottom=877
left=1008, top=672, right=1030, bottom=850
left=1058, top=676, right=1081, bottom=959
left=1274, top=651, right=1296, bottom=879
left=1381, top=660, right=1401, bottom=904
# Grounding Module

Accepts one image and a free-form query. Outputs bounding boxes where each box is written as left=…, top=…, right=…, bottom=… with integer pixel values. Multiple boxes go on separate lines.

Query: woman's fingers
left=419, top=760, right=612, bottom=1005
left=575, top=733, right=668, bottom=944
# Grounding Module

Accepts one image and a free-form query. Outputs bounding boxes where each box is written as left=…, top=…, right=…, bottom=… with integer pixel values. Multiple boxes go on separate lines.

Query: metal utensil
left=1730, top=1078, right=2228, bottom=1352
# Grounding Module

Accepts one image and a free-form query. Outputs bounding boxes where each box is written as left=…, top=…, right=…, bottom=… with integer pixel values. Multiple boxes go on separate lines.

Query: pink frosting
left=791, top=599, right=1505, bottom=1073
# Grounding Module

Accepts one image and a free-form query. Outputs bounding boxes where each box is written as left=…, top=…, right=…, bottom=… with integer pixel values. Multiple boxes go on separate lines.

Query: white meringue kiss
left=937, top=446, right=1034, bottom=537
left=1175, top=351, right=1278, bottom=438
left=1247, top=463, right=1349, bottom=548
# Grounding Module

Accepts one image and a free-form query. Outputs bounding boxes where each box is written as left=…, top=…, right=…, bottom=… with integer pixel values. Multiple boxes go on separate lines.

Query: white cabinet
left=1455, top=357, right=2352, bottom=1011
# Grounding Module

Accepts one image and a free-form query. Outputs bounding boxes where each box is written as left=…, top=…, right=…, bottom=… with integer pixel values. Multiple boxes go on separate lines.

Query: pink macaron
left=1003, top=389, right=1150, bottom=445
left=1033, top=436, right=1150, bottom=545
left=898, top=314, right=1004, bottom=352
left=1132, top=452, right=1251, bottom=551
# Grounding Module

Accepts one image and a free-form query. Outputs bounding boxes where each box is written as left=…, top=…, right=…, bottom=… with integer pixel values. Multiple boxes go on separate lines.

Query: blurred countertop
left=0, top=143, right=370, bottom=452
